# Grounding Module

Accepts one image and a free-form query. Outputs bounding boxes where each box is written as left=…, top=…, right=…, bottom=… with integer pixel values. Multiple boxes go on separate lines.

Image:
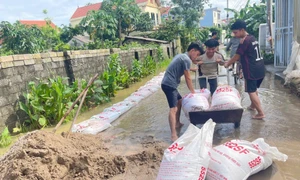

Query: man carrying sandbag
left=161, top=42, right=204, bottom=142
left=225, top=20, right=265, bottom=120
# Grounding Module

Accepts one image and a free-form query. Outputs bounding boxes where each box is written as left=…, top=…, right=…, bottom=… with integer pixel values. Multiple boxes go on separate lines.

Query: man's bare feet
left=176, top=122, right=184, bottom=129
left=247, top=106, right=256, bottom=111
left=252, top=114, right=265, bottom=120
left=171, top=134, right=178, bottom=142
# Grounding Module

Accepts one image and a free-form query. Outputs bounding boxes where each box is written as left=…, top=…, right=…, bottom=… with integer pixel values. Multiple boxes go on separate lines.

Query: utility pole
left=267, top=0, right=273, bottom=52
left=227, top=0, right=229, bottom=23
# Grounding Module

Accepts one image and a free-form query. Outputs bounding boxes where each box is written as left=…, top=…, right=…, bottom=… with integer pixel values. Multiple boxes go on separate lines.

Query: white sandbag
left=103, top=102, right=132, bottom=115
left=284, top=69, right=300, bottom=85
left=124, top=94, right=145, bottom=103
left=133, top=89, right=153, bottom=98
left=284, top=41, right=300, bottom=75
left=157, top=119, right=216, bottom=180
left=206, top=138, right=288, bottom=180
left=72, top=119, right=111, bottom=135
left=210, top=85, right=242, bottom=111
left=182, top=93, right=210, bottom=119
left=195, top=88, right=211, bottom=100
left=139, top=84, right=160, bottom=92
left=90, top=111, right=120, bottom=123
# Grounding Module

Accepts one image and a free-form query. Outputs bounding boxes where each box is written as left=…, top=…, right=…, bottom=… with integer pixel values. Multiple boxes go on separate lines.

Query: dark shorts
left=161, top=84, right=182, bottom=108
left=245, top=78, right=264, bottom=93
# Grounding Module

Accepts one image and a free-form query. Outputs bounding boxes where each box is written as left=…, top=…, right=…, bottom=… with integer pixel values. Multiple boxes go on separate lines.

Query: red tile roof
left=136, top=0, right=148, bottom=3
left=19, top=20, right=57, bottom=28
left=160, top=6, right=171, bottom=15
left=71, top=3, right=102, bottom=19
left=70, top=1, right=152, bottom=20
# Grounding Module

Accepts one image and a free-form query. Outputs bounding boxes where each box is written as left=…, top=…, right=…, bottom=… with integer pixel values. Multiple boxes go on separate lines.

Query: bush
left=0, top=127, right=12, bottom=148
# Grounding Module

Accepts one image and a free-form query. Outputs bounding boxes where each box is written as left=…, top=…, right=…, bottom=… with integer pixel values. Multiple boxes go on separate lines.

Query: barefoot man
left=224, top=20, right=265, bottom=119
left=161, top=42, right=204, bottom=141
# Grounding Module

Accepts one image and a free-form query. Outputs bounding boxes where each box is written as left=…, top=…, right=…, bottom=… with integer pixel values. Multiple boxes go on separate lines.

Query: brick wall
left=0, top=46, right=164, bottom=130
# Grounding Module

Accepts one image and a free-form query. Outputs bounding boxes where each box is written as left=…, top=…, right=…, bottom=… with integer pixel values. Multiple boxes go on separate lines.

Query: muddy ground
left=0, top=131, right=166, bottom=180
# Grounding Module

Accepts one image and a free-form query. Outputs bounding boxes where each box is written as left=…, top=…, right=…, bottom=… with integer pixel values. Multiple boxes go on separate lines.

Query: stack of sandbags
left=72, top=72, right=165, bottom=135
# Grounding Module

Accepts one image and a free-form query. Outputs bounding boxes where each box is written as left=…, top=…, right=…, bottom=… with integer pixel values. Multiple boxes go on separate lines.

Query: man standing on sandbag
left=224, top=20, right=265, bottom=120
left=161, top=42, right=204, bottom=142
left=197, top=39, right=225, bottom=94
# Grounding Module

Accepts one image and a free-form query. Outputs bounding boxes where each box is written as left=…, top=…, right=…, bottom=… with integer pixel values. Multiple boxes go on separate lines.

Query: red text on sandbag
left=198, top=166, right=206, bottom=180
left=168, top=143, right=184, bottom=154
left=248, top=156, right=262, bottom=168
left=224, top=141, right=250, bottom=154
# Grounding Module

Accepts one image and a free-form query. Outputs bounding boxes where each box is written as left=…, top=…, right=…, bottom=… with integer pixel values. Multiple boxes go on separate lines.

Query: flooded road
left=102, top=68, right=300, bottom=179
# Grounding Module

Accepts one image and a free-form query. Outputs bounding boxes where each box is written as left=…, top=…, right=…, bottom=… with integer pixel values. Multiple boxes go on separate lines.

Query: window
left=156, top=13, right=159, bottom=25
left=135, top=52, right=139, bottom=60
left=151, top=13, right=155, bottom=25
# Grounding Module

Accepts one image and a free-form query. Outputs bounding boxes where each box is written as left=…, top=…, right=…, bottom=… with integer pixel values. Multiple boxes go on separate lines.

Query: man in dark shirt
left=225, top=20, right=265, bottom=120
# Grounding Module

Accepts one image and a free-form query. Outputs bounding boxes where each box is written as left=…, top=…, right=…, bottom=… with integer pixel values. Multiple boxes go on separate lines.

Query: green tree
left=125, top=12, right=154, bottom=35
left=170, top=0, right=208, bottom=29
left=225, top=0, right=268, bottom=38
left=59, top=25, right=83, bottom=43
left=101, top=0, right=142, bottom=46
left=40, top=23, right=61, bottom=50
left=0, top=21, right=45, bottom=54
left=80, top=10, right=118, bottom=46
left=149, top=18, right=181, bottom=42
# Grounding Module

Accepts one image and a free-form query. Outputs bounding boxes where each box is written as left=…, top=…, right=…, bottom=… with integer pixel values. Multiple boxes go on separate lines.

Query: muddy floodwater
left=99, top=67, right=300, bottom=180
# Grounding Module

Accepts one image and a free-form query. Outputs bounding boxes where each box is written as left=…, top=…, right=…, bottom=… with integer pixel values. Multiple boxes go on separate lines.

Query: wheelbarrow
left=190, top=65, right=243, bottom=128
left=189, top=108, right=243, bottom=128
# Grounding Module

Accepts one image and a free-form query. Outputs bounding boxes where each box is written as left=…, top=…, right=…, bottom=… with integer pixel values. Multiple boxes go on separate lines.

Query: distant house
left=160, top=6, right=172, bottom=21
left=19, top=20, right=57, bottom=29
left=199, top=7, right=222, bottom=27
left=70, top=1, right=162, bottom=27
left=68, top=35, right=92, bottom=47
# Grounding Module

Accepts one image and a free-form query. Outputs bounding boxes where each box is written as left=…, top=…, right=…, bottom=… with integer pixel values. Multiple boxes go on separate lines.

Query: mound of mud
left=0, top=131, right=165, bottom=180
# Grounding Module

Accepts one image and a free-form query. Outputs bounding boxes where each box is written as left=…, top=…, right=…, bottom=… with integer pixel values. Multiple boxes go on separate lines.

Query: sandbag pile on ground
left=157, top=119, right=216, bottom=180
left=210, top=85, right=242, bottom=111
left=206, top=138, right=288, bottom=180
left=72, top=72, right=165, bottom=135
left=157, top=121, right=288, bottom=180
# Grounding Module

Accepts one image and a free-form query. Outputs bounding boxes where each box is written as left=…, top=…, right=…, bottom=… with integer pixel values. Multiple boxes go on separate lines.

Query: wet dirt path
left=102, top=69, right=300, bottom=179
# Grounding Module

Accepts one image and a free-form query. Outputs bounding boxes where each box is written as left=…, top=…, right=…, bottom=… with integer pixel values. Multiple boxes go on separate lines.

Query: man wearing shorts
left=161, top=42, right=204, bottom=141
left=225, top=20, right=265, bottom=120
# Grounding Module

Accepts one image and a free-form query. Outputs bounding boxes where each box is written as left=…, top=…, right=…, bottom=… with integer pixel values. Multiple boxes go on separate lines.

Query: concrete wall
left=0, top=46, right=165, bottom=130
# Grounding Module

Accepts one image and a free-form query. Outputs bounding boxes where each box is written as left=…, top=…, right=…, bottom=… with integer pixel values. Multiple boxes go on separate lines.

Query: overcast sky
left=0, top=0, right=262, bottom=27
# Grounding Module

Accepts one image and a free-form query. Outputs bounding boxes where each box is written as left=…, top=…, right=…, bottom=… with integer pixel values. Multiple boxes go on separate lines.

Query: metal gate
left=274, top=0, right=294, bottom=67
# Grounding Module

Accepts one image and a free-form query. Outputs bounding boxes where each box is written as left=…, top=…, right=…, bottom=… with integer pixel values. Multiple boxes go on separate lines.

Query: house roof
left=160, top=6, right=171, bottom=15
left=70, top=0, right=160, bottom=20
left=19, top=20, right=57, bottom=28
left=124, top=36, right=169, bottom=44
left=136, top=0, right=148, bottom=3
left=71, top=3, right=102, bottom=19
